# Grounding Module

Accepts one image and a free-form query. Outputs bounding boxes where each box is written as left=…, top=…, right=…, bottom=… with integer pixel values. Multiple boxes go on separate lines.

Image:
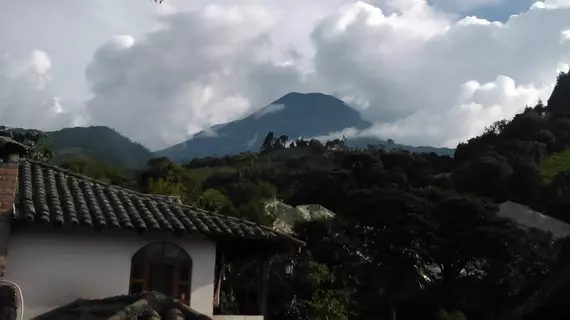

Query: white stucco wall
left=4, top=228, right=217, bottom=319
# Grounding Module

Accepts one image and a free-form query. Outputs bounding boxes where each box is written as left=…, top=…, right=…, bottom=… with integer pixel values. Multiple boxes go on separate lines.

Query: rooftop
left=12, top=159, right=303, bottom=246
left=32, top=291, right=212, bottom=320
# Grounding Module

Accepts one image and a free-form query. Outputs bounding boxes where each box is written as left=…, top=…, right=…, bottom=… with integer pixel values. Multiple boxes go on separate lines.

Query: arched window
left=129, top=242, right=192, bottom=305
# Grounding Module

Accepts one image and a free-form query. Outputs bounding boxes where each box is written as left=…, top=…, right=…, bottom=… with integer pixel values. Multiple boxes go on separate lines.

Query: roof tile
left=14, top=159, right=303, bottom=245
left=33, top=291, right=213, bottom=320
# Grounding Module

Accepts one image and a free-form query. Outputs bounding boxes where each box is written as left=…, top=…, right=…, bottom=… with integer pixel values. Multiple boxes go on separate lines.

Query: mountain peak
left=274, top=92, right=344, bottom=105
left=250, top=92, right=369, bottom=129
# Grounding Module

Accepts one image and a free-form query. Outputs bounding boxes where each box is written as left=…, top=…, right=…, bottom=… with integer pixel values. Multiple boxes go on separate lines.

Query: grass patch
left=538, top=149, right=570, bottom=184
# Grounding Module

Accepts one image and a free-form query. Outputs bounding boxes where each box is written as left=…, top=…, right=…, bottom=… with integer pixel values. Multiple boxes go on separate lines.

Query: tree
left=260, top=132, right=275, bottom=153
left=275, top=135, right=288, bottom=149
left=147, top=177, right=185, bottom=197
left=427, top=195, right=514, bottom=309
left=60, top=156, right=134, bottom=188
left=139, top=157, right=199, bottom=204
left=198, top=188, right=234, bottom=213
left=0, top=126, right=54, bottom=161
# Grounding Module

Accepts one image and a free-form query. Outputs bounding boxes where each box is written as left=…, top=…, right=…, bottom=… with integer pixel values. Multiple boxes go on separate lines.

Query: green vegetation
left=539, top=149, right=570, bottom=184
left=13, top=71, right=570, bottom=320
left=185, top=166, right=237, bottom=184
left=0, top=126, right=54, bottom=162
left=47, top=126, right=151, bottom=168
left=58, top=154, right=136, bottom=188
left=0, top=125, right=152, bottom=168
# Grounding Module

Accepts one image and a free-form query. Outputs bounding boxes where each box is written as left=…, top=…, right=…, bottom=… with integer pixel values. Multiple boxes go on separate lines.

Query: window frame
left=128, top=242, right=192, bottom=305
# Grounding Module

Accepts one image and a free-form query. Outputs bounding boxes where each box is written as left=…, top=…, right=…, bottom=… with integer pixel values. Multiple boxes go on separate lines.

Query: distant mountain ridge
left=46, top=126, right=152, bottom=168
left=154, top=92, right=455, bottom=162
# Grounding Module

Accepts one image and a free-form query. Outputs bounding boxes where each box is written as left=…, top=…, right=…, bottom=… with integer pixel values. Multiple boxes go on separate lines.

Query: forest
left=8, top=72, right=570, bottom=320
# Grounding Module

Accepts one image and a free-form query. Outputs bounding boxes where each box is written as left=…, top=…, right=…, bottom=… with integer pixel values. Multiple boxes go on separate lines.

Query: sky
left=1, top=0, right=570, bottom=151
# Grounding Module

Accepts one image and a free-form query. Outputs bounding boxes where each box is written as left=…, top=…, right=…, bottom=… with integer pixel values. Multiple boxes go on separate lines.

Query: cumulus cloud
left=357, top=76, right=552, bottom=147
left=0, top=50, right=84, bottom=130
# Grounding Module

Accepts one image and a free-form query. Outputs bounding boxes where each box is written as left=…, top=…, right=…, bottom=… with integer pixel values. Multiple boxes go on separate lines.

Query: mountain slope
left=155, top=92, right=455, bottom=162
left=47, top=126, right=152, bottom=168
left=154, top=92, right=372, bottom=162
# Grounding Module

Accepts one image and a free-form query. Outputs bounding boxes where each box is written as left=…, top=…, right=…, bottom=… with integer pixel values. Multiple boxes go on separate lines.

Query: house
left=0, top=137, right=303, bottom=320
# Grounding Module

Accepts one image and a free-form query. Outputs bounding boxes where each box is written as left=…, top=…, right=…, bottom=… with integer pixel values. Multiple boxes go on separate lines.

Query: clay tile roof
left=13, top=159, right=304, bottom=245
left=32, top=291, right=212, bottom=320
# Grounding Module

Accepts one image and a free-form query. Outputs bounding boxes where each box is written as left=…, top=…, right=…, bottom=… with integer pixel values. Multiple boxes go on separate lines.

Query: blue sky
left=474, top=0, right=536, bottom=21
left=439, top=0, right=537, bottom=21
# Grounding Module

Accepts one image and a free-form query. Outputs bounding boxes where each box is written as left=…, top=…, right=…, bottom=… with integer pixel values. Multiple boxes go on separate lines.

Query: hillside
left=46, top=126, right=151, bottom=168
left=154, top=92, right=455, bottom=162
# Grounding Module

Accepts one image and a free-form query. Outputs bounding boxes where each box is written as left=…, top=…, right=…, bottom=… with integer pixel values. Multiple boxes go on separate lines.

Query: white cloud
left=255, top=104, right=286, bottom=118
left=0, top=51, right=84, bottom=130
left=533, top=0, right=570, bottom=9
left=358, top=76, right=551, bottom=147
left=29, top=50, right=52, bottom=77
left=311, top=127, right=363, bottom=142
left=247, top=132, right=260, bottom=148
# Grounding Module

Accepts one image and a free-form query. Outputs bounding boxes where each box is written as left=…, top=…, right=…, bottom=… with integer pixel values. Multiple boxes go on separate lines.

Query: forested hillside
left=9, top=72, right=570, bottom=320
left=454, top=72, right=570, bottom=224
left=47, top=126, right=152, bottom=168
left=0, top=125, right=152, bottom=168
